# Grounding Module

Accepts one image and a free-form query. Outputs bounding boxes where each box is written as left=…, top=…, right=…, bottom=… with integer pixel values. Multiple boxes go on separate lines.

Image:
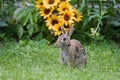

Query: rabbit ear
left=68, top=26, right=74, bottom=37
left=60, top=26, right=66, bottom=34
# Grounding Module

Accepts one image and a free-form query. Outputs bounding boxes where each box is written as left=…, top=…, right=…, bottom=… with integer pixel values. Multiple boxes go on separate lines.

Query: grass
left=0, top=40, right=120, bottom=80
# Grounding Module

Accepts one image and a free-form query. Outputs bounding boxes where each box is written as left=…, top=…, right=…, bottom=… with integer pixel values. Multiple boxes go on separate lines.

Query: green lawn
left=0, top=40, right=120, bottom=80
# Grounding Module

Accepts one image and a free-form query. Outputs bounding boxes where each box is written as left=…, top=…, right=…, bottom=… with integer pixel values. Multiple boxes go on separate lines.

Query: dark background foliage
left=0, top=0, right=120, bottom=43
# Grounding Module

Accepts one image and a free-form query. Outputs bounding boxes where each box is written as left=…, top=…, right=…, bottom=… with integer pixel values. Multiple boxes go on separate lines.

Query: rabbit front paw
left=60, top=57, right=67, bottom=65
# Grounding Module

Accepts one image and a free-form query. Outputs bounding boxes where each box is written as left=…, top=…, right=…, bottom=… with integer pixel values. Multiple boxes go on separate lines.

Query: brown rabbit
left=55, top=26, right=87, bottom=68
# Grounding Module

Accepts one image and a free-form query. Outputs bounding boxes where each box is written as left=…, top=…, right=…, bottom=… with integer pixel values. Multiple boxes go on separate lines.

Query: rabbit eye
left=63, top=37, right=66, bottom=41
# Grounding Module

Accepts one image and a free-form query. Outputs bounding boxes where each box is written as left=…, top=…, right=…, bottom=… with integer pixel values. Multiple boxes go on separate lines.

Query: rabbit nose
left=55, top=42, right=60, bottom=47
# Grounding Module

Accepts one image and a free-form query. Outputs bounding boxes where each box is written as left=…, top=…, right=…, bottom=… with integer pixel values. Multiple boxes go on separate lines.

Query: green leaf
left=0, top=21, right=8, bottom=27
left=27, top=24, right=34, bottom=35
left=89, top=15, right=97, bottom=21
left=30, top=12, right=33, bottom=24
left=1, top=0, right=4, bottom=13
left=33, top=12, right=40, bottom=23
left=110, top=21, right=120, bottom=26
left=111, top=0, right=116, bottom=4
left=33, top=23, right=39, bottom=32
left=17, top=25, right=24, bottom=38
left=78, top=0, right=85, bottom=11
left=0, top=31, right=5, bottom=38
left=22, top=13, right=29, bottom=26
left=16, top=9, right=27, bottom=20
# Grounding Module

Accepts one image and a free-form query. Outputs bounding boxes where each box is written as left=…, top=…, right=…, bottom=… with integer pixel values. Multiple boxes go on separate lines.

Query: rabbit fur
left=55, top=26, right=87, bottom=68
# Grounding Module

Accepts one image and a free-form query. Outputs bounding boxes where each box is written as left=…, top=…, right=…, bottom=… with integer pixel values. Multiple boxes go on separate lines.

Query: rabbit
left=55, top=26, right=87, bottom=68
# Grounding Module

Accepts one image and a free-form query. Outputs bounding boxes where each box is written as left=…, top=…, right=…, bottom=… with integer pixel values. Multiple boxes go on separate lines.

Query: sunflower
left=43, top=0, right=59, bottom=8
left=40, top=7, right=54, bottom=19
left=35, top=0, right=83, bottom=36
left=59, top=0, right=70, bottom=3
left=60, top=10, right=74, bottom=26
left=73, top=9, right=83, bottom=22
left=63, top=23, right=74, bottom=31
left=46, top=15, right=61, bottom=30
left=57, top=2, right=72, bottom=14
left=35, top=0, right=44, bottom=9
left=54, top=26, right=62, bottom=35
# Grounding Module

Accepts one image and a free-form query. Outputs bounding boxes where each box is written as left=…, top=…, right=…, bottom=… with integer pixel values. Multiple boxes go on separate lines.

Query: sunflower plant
left=35, top=0, right=82, bottom=36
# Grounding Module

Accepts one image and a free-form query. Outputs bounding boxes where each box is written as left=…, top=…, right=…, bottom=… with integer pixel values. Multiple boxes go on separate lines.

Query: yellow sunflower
left=35, top=0, right=44, bottom=9
left=46, top=15, right=61, bottom=30
left=60, top=10, right=74, bottom=26
left=57, top=2, right=72, bottom=14
left=63, top=23, right=74, bottom=31
left=59, top=0, right=70, bottom=3
left=54, top=26, right=62, bottom=35
left=73, top=9, right=83, bottom=22
left=40, top=7, right=54, bottom=19
left=43, top=0, right=59, bottom=8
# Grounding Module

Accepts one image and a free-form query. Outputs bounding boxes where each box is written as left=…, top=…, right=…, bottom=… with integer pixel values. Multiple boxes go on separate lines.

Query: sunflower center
left=64, top=14, right=70, bottom=21
left=63, top=8, right=66, bottom=11
left=49, top=0, right=54, bottom=4
left=40, top=2, right=43, bottom=5
left=74, top=14, right=77, bottom=18
left=52, top=19, right=58, bottom=25
left=60, top=0, right=66, bottom=2
left=44, top=9, right=51, bottom=14
left=64, top=24, right=69, bottom=28
left=58, top=27, right=62, bottom=31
